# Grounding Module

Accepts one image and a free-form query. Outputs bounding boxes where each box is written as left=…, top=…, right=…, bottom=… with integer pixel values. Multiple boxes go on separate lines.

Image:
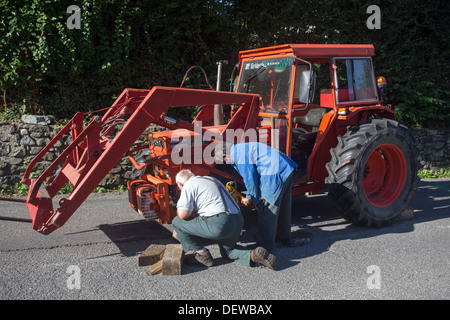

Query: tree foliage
left=0, top=0, right=448, bottom=127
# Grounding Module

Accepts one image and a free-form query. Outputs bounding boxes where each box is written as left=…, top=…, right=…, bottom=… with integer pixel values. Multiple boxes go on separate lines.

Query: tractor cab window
left=293, top=64, right=308, bottom=101
left=237, top=57, right=293, bottom=113
left=334, top=58, right=378, bottom=103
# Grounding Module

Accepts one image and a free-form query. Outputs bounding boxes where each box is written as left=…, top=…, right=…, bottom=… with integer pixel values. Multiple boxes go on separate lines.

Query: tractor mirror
left=299, top=70, right=316, bottom=104
left=232, top=76, right=238, bottom=92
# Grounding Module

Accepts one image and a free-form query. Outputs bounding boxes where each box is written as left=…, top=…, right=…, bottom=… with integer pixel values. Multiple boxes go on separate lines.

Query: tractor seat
left=292, top=108, right=328, bottom=150
left=293, top=107, right=328, bottom=127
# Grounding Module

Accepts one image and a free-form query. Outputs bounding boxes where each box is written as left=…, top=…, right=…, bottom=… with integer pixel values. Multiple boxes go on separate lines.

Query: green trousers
left=172, top=212, right=252, bottom=266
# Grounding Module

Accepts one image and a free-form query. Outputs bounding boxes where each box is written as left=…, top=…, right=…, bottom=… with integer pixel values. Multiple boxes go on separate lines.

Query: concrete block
left=162, top=244, right=183, bottom=276
left=138, top=244, right=166, bottom=267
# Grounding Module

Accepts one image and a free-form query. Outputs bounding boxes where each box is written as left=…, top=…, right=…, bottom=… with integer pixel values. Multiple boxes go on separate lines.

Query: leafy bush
left=418, top=167, right=450, bottom=179
left=1, top=0, right=448, bottom=128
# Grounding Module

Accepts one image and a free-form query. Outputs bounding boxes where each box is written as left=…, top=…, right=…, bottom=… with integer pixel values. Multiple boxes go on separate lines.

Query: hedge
left=1, top=0, right=448, bottom=128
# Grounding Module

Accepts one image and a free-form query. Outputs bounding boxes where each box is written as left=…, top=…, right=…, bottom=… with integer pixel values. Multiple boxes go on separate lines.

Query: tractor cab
left=235, top=44, right=381, bottom=184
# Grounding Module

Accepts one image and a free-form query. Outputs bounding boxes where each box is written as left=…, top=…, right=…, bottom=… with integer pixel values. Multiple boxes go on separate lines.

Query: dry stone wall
left=0, top=116, right=159, bottom=190
left=410, top=128, right=450, bottom=171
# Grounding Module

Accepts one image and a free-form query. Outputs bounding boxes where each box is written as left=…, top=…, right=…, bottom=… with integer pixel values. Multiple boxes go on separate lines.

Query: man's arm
left=234, top=162, right=260, bottom=204
left=176, top=180, right=195, bottom=220
left=231, top=144, right=261, bottom=204
left=177, top=209, right=193, bottom=220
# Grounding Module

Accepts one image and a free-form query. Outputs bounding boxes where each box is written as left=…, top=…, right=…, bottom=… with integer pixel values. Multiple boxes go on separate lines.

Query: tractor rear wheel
left=325, top=119, right=418, bottom=227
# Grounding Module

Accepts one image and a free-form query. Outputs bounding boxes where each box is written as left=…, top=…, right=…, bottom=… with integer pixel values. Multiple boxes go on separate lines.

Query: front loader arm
left=22, top=87, right=260, bottom=234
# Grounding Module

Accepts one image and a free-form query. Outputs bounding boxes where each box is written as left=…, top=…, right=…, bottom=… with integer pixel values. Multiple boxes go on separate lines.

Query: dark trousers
left=172, top=212, right=252, bottom=266
left=256, top=173, right=293, bottom=252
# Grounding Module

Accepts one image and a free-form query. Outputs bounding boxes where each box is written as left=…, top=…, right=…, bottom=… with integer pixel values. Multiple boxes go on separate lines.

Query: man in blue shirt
left=230, top=142, right=297, bottom=252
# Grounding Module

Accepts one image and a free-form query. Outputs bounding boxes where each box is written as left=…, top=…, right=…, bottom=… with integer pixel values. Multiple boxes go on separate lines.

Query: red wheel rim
left=363, top=143, right=407, bottom=207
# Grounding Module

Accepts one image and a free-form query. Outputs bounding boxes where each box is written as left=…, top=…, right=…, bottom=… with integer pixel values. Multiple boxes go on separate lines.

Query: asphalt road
left=0, top=179, right=448, bottom=301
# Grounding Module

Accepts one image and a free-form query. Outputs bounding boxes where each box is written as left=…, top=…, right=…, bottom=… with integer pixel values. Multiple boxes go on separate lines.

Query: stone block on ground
left=140, top=244, right=184, bottom=276
left=161, top=244, right=183, bottom=276
left=138, top=244, right=166, bottom=267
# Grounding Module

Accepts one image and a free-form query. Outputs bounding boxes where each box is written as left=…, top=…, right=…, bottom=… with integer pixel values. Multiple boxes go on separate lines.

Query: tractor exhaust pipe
left=214, top=60, right=229, bottom=126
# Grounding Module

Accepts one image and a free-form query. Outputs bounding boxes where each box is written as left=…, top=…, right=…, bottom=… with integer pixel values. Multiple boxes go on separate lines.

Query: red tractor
left=8, top=44, right=418, bottom=234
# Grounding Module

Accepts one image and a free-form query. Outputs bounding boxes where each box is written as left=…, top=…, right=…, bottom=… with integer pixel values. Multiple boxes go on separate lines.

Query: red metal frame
left=21, top=87, right=261, bottom=234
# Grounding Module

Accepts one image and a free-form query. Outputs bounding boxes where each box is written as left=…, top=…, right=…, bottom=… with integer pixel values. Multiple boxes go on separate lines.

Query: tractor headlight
left=163, top=168, right=170, bottom=180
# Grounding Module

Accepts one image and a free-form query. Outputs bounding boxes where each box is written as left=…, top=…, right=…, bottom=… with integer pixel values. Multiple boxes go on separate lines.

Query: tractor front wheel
left=325, top=119, right=418, bottom=227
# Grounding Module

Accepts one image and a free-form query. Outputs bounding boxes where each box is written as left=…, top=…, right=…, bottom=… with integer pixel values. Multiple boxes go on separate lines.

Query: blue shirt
left=230, top=142, right=297, bottom=205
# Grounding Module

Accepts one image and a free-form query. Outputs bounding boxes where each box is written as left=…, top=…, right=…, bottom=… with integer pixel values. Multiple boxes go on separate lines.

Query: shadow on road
left=95, top=179, right=449, bottom=272
left=272, top=179, right=450, bottom=270
left=97, top=220, right=177, bottom=257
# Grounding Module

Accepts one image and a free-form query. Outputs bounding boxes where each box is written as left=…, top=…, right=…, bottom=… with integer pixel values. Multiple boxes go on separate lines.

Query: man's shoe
left=251, top=247, right=278, bottom=271
left=185, top=250, right=215, bottom=267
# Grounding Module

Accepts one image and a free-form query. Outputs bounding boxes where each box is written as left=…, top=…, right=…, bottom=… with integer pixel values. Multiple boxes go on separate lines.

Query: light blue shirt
left=177, top=176, right=240, bottom=216
left=230, top=142, right=297, bottom=205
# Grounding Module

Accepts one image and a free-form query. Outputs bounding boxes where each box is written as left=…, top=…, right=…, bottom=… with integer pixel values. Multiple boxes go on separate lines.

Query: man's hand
left=241, top=197, right=253, bottom=207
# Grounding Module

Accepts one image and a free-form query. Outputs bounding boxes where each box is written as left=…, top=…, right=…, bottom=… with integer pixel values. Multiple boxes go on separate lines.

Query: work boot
left=185, top=250, right=215, bottom=267
left=251, top=247, right=278, bottom=271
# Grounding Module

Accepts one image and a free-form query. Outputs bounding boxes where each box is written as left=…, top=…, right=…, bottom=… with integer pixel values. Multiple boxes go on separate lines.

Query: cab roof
left=239, top=44, right=375, bottom=61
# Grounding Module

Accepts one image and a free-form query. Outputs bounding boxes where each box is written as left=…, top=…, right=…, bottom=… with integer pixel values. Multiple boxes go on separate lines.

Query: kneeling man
left=172, top=169, right=278, bottom=270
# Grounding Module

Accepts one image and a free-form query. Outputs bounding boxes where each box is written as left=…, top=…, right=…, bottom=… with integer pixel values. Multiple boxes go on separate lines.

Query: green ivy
left=418, top=168, right=450, bottom=179
left=0, top=0, right=449, bottom=128
left=0, top=183, right=128, bottom=196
